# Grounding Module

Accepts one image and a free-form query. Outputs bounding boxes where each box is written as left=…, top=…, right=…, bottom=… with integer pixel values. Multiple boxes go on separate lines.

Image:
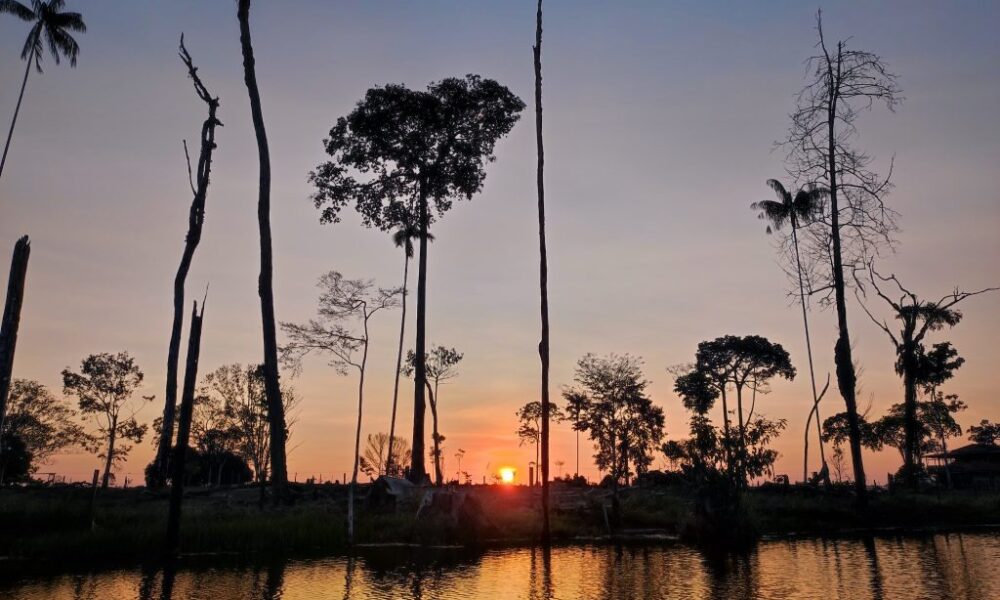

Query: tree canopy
left=309, top=74, right=525, bottom=230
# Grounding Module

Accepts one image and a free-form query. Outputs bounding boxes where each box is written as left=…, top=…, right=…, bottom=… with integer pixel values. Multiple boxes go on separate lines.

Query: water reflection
left=2, top=533, right=999, bottom=600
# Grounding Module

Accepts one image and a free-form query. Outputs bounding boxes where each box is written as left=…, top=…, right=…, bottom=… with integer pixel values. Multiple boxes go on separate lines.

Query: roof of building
left=927, top=443, right=1000, bottom=460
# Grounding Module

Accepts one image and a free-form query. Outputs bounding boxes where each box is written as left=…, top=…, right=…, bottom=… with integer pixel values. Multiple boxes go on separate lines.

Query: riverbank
left=2, top=483, right=998, bottom=567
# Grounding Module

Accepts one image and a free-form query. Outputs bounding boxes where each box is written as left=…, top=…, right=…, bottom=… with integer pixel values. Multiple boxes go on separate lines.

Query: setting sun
left=499, top=467, right=516, bottom=484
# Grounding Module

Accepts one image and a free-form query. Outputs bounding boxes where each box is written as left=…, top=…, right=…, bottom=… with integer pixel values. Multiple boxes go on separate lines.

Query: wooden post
left=166, top=300, right=206, bottom=555
left=0, top=236, right=30, bottom=457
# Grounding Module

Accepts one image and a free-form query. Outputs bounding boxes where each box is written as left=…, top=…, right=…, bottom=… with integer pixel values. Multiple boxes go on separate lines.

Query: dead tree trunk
left=166, top=300, right=206, bottom=555
left=153, top=35, right=222, bottom=487
left=533, top=0, right=552, bottom=544
left=0, top=236, right=29, bottom=456
left=238, top=0, right=288, bottom=501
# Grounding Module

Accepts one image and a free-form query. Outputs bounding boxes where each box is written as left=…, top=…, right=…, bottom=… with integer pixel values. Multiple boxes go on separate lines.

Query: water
left=2, top=533, right=999, bottom=599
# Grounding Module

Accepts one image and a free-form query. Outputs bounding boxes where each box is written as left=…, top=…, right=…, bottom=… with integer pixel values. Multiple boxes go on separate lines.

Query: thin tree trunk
left=575, top=429, right=579, bottom=477
left=102, top=416, right=117, bottom=489
left=826, top=44, right=868, bottom=506
left=0, top=236, right=30, bottom=454
left=238, top=0, right=288, bottom=502
left=347, top=319, right=369, bottom=545
left=155, top=40, right=221, bottom=487
left=792, top=223, right=826, bottom=483
left=720, top=390, right=734, bottom=484
left=409, top=184, right=429, bottom=484
left=736, top=385, right=747, bottom=486
left=167, top=301, right=205, bottom=555
left=386, top=250, right=409, bottom=477
left=0, top=49, right=33, bottom=183
left=901, top=349, right=918, bottom=479
left=426, top=380, right=441, bottom=486
left=533, top=0, right=552, bottom=544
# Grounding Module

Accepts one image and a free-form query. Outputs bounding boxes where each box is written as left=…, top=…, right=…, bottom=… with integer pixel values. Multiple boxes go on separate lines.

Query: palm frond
left=750, top=199, right=789, bottom=233
left=47, top=26, right=78, bottom=65
left=52, top=10, right=85, bottom=32
left=20, top=21, right=43, bottom=70
left=792, top=185, right=828, bottom=225
left=765, top=179, right=790, bottom=203
left=0, top=0, right=35, bottom=21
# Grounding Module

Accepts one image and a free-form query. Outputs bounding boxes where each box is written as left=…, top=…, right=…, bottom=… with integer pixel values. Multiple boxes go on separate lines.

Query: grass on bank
left=2, top=484, right=999, bottom=564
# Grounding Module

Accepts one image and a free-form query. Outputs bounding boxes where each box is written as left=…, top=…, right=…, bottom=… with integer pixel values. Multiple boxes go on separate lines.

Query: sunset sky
left=1, top=1, right=998, bottom=486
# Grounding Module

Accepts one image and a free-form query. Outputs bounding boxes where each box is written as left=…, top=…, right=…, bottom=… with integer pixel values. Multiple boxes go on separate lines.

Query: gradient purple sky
left=1, top=1, right=998, bottom=485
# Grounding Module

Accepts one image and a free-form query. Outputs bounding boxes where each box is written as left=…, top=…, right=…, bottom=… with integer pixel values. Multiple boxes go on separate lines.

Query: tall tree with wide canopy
left=152, top=35, right=222, bottom=488
left=0, top=0, right=85, bottom=183
left=854, top=261, right=996, bottom=484
left=310, top=75, right=524, bottom=483
left=237, top=0, right=288, bottom=501
left=752, top=180, right=830, bottom=483
left=783, top=11, right=902, bottom=506
left=680, top=335, right=796, bottom=486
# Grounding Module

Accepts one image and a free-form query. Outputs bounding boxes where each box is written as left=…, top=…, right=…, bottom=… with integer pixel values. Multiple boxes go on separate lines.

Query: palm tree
left=385, top=217, right=431, bottom=477
left=1, top=0, right=85, bottom=182
left=751, top=179, right=828, bottom=483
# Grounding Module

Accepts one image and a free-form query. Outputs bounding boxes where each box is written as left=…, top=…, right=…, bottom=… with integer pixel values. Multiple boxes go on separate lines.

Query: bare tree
left=854, top=261, right=997, bottom=484
left=200, top=363, right=298, bottom=487
left=281, top=271, right=400, bottom=545
left=237, top=0, right=288, bottom=502
left=783, top=10, right=902, bottom=506
left=359, top=432, right=410, bottom=479
left=153, top=34, right=222, bottom=488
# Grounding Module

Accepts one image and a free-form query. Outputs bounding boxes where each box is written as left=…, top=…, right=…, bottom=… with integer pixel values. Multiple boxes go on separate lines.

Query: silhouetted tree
left=199, top=363, right=298, bottom=486
left=167, top=300, right=205, bottom=555
left=564, top=390, right=587, bottom=477
left=752, top=180, right=830, bottom=483
left=516, top=399, right=565, bottom=481
left=281, top=271, right=401, bottom=544
left=0, top=236, right=30, bottom=458
left=403, top=345, right=462, bottom=485
left=854, top=260, right=996, bottom=485
left=1, top=379, right=84, bottom=479
left=237, top=0, right=288, bottom=502
left=454, top=448, right=465, bottom=481
left=672, top=356, right=789, bottom=487
left=153, top=34, right=222, bottom=488
left=0, top=0, right=85, bottom=182
left=861, top=396, right=965, bottom=478
left=968, top=420, right=1000, bottom=446
left=679, top=336, right=795, bottom=486
left=531, top=0, right=553, bottom=544
left=62, top=352, right=150, bottom=488
left=359, top=432, right=409, bottom=479
left=783, top=10, right=902, bottom=506
left=563, top=354, right=664, bottom=522
left=310, top=75, right=524, bottom=483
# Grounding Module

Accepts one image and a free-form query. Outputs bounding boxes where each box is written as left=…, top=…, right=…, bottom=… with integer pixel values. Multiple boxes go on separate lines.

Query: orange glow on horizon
left=499, top=467, right=516, bottom=484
